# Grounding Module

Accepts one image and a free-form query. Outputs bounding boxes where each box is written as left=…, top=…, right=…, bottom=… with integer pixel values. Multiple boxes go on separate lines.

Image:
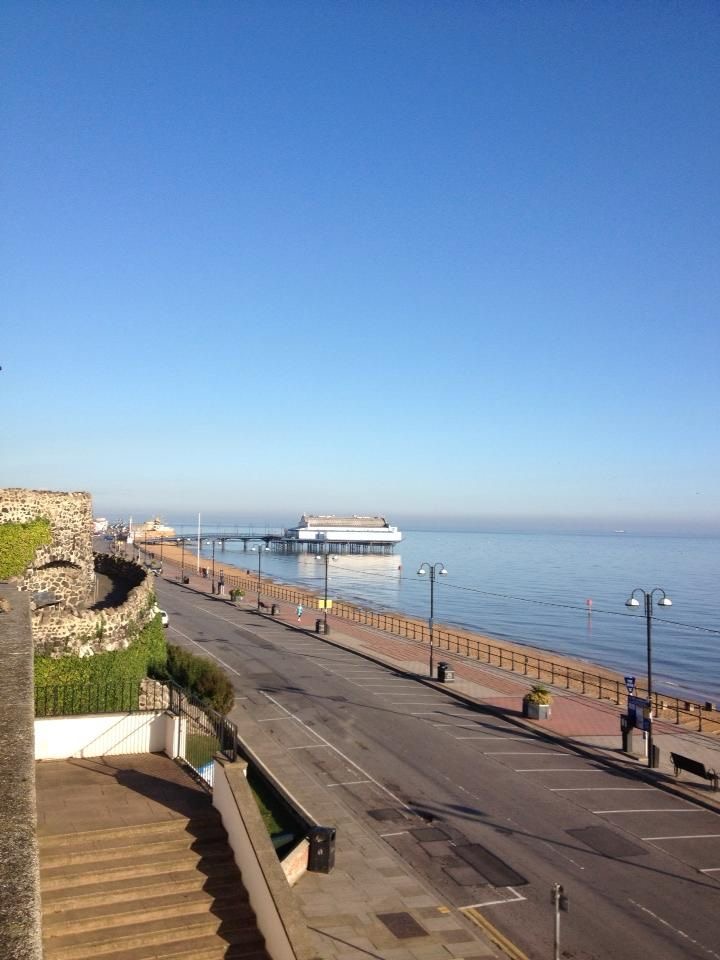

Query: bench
left=670, top=752, right=719, bottom=791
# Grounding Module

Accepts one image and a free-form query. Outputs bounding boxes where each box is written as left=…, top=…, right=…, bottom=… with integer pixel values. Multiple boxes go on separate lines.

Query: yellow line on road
left=461, top=907, right=530, bottom=960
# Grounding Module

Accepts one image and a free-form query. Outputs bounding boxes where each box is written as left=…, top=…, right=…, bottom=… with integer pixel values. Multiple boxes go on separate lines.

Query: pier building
left=281, top=515, right=402, bottom=554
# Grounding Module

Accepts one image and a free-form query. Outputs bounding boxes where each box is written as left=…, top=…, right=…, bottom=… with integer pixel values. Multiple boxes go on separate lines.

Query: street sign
left=624, top=675, right=636, bottom=694
left=628, top=695, right=650, bottom=731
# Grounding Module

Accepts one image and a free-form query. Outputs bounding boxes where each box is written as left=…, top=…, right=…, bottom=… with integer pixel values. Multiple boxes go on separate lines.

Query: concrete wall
left=0, top=586, right=43, bottom=960
left=1, top=488, right=95, bottom=608
left=35, top=712, right=170, bottom=759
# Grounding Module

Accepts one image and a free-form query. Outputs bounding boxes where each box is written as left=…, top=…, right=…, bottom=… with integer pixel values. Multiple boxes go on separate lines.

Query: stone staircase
left=39, top=811, right=270, bottom=960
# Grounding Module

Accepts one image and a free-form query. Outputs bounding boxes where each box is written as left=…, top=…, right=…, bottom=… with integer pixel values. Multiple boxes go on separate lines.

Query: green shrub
left=0, top=518, right=52, bottom=580
left=160, top=644, right=235, bottom=715
left=35, top=615, right=167, bottom=688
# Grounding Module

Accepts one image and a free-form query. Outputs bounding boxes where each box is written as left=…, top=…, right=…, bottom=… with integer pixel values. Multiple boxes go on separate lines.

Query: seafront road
left=154, top=570, right=720, bottom=960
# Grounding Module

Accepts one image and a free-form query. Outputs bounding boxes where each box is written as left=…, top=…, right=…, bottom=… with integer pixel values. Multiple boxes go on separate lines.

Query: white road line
left=456, top=736, right=534, bottom=741
left=259, top=691, right=412, bottom=811
left=515, top=768, right=606, bottom=773
left=551, top=787, right=654, bottom=791
left=257, top=716, right=295, bottom=722
left=628, top=898, right=720, bottom=960
left=593, top=808, right=701, bottom=814
left=286, top=744, right=332, bottom=750
left=380, top=831, right=409, bottom=837
left=485, top=751, right=569, bottom=756
left=461, top=887, right=527, bottom=908
left=389, top=700, right=444, bottom=705
left=700, top=867, right=720, bottom=873
left=432, top=722, right=483, bottom=729
left=326, top=780, right=372, bottom=787
left=643, top=833, right=720, bottom=841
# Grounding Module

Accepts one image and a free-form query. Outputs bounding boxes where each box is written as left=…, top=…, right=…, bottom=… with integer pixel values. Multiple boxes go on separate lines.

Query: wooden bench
left=670, top=752, right=719, bottom=790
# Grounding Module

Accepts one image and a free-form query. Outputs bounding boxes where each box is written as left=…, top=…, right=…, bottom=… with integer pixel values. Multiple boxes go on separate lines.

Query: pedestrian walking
left=296, top=603, right=303, bottom=621
left=219, top=572, right=225, bottom=596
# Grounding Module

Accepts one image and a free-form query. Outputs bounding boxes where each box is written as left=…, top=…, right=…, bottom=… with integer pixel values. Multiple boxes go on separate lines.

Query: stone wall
left=32, top=555, right=156, bottom=658
left=0, top=488, right=95, bottom=608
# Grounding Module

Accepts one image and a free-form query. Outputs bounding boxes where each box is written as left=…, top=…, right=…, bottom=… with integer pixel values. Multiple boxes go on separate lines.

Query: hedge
left=34, top=614, right=167, bottom=688
left=158, top=644, right=235, bottom=715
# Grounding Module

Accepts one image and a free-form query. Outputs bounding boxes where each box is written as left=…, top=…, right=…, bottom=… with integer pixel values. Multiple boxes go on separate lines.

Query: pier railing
left=175, top=564, right=720, bottom=737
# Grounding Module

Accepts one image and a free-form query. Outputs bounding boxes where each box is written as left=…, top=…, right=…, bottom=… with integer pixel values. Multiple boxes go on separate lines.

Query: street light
left=625, top=587, right=672, bottom=768
left=180, top=538, right=186, bottom=582
left=316, top=554, right=336, bottom=633
left=252, top=544, right=270, bottom=610
left=417, top=562, right=448, bottom=678
left=211, top=539, right=217, bottom=594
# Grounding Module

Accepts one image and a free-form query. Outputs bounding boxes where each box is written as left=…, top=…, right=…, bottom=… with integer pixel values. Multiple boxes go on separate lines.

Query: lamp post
left=625, top=587, right=672, bottom=768
left=316, top=553, right=336, bottom=633
left=417, top=562, right=447, bottom=678
left=252, top=544, right=270, bottom=610
left=211, top=539, right=217, bottom=594
left=180, top=538, right=186, bottom=582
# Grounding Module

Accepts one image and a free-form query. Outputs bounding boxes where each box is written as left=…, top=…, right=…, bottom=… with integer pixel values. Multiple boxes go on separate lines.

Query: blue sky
left=2, top=1, right=719, bottom=533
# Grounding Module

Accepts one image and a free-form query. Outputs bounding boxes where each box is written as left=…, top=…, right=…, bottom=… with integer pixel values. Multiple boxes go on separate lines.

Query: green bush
left=35, top=615, right=167, bottom=688
left=0, top=518, right=52, bottom=580
left=161, top=644, right=235, bottom=715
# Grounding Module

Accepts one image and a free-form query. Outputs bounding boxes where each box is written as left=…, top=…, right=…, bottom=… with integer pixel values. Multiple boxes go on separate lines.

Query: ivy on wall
left=34, top=615, right=168, bottom=687
left=0, top=518, right=52, bottom=580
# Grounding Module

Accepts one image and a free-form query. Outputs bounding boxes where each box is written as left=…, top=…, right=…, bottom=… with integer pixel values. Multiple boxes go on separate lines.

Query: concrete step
left=40, top=832, right=227, bottom=869
left=42, top=867, right=238, bottom=912
left=43, top=911, right=265, bottom=960
left=82, top=933, right=269, bottom=960
left=40, top=843, right=235, bottom=890
left=42, top=885, right=253, bottom=934
left=38, top=814, right=224, bottom=853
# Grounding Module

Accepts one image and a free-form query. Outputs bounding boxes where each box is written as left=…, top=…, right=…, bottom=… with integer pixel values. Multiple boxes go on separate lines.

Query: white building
left=284, top=515, right=402, bottom=548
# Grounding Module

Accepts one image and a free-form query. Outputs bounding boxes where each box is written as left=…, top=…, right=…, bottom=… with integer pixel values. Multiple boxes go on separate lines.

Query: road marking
left=326, top=780, right=372, bottom=787
left=515, top=768, right=606, bottom=773
left=456, top=736, right=531, bottom=741
left=593, top=808, right=703, bottom=814
left=551, top=786, right=654, bottom=791
left=389, top=700, right=443, bottom=705
left=643, top=833, right=720, bottom=841
left=628, top=898, right=720, bottom=959
left=380, top=831, right=409, bottom=837
left=699, top=867, right=720, bottom=873
left=485, top=751, right=569, bottom=756
left=462, top=887, right=527, bottom=908
left=259, top=691, right=412, bottom=811
left=462, top=906, right=529, bottom=960
left=257, top=716, right=294, bottom=722
left=287, top=744, right=332, bottom=750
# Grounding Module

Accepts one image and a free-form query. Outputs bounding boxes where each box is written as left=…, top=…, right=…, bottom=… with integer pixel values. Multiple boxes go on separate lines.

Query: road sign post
left=551, top=883, right=568, bottom=960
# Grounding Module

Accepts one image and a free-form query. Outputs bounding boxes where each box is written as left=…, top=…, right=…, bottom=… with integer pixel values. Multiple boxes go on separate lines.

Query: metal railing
left=34, top=679, right=169, bottom=717
left=167, top=680, right=237, bottom=787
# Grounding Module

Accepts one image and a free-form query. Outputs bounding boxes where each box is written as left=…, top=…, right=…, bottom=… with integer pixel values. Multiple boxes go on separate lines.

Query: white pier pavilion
left=282, top=515, right=402, bottom=554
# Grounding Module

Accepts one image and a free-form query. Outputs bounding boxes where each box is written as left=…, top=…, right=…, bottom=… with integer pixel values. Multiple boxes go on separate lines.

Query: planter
left=523, top=700, right=552, bottom=720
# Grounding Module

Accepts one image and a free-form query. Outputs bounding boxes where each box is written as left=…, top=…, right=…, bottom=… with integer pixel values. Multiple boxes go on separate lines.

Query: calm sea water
left=184, top=528, right=720, bottom=703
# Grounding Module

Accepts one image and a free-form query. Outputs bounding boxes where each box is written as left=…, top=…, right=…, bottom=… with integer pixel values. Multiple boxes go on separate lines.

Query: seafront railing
left=164, top=559, right=720, bottom=737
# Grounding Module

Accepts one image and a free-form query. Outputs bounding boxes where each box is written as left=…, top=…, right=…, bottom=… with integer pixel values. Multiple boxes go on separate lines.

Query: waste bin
left=182, top=576, right=190, bottom=584
left=308, top=826, right=336, bottom=873
left=437, top=662, right=454, bottom=682
left=315, top=618, right=324, bottom=633
left=271, top=604, right=279, bottom=615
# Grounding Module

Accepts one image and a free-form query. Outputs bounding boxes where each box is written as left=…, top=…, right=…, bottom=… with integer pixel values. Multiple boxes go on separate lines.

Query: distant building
left=284, top=515, right=402, bottom=550
left=92, top=517, right=108, bottom=534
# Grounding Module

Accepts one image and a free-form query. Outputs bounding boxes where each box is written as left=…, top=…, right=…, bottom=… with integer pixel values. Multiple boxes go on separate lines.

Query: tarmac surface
left=150, top=559, right=720, bottom=960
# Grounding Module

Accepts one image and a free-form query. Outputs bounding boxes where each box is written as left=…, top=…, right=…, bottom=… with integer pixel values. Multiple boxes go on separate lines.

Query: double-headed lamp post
left=417, top=562, right=447, bottom=678
left=316, top=553, right=336, bottom=633
left=625, top=587, right=672, bottom=768
left=252, top=544, right=270, bottom=610
left=211, top=539, right=217, bottom=594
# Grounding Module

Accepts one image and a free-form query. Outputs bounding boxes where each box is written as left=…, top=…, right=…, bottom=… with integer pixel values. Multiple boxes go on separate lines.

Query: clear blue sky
left=2, top=1, right=719, bottom=533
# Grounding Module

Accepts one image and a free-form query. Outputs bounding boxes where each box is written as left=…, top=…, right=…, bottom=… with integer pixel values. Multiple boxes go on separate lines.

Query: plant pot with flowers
left=229, top=588, right=245, bottom=604
left=523, top=684, right=553, bottom=719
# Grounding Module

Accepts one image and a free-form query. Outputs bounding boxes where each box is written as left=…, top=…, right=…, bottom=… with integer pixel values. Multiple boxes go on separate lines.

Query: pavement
left=148, top=557, right=720, bottom=960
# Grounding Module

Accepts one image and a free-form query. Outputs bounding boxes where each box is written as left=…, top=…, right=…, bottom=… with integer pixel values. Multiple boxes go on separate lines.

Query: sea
left=175, top=527, right=720, bottom=704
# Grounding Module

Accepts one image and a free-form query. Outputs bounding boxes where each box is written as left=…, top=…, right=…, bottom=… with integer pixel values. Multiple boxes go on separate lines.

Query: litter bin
left=315, top=618, right=324, bottom=633
left=271, top=604, right=279, bottom=615
left=437, top=662, right=454, bottom=682
left=182, top=576, right=190, bottom=584
left=308, top=826, right=336, bottom=873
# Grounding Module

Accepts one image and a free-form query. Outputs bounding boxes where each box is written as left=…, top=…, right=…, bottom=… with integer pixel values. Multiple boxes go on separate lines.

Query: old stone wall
left=32, top=555, right=156, bottom=657
left=0, top=488, right=95, bottom=608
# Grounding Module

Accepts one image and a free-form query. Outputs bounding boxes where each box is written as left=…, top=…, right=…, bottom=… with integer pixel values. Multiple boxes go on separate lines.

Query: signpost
left=551, top=883, right=569, bottom=960
left=624, top=675, right=636, bottom=694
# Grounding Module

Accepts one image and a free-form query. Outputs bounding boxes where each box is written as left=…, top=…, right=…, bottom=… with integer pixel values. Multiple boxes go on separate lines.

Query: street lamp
left=211, top=539, right=217, bottom=594
left=316, top=554, right=336, bottom=633
left=417, top=562, right=448, bottom=678
left=625, top=587, right=672, bottom=768
left=252, top=544, right=270, bottom=610
left=180, top=538, right=186, bottom=582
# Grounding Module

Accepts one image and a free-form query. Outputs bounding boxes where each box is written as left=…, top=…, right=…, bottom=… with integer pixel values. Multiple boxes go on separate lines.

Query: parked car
left=152, top=606, right=169, bottom=627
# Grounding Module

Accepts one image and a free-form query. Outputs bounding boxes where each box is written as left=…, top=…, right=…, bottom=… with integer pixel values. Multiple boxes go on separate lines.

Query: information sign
left=624, top=676, right=636, bottom=694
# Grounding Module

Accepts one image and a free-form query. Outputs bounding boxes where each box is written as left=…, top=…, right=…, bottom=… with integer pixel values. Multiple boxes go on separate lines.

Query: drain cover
left=368, top=808, right=411, bottom=822
left=567, top=826, right=647, bottom=859
left=410, top=827, right=449, bottom=842
left=377, top=912, right=428, bottom=939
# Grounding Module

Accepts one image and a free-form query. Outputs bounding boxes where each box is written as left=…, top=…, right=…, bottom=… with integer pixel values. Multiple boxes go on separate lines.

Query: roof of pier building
left=298, top=515, right=390, bottom=529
